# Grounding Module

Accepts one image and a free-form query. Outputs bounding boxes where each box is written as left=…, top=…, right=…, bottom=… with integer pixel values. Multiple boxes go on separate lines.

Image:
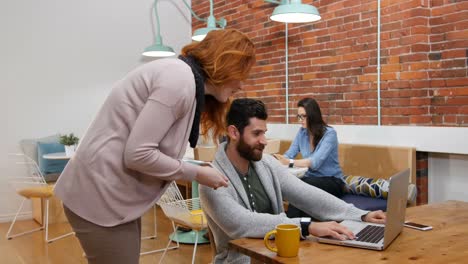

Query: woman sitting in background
left=274, top=97, right=345, bottom=197
left=274, top=98, right=417, bottom=215
left=274, top=97, right=345, bottom=217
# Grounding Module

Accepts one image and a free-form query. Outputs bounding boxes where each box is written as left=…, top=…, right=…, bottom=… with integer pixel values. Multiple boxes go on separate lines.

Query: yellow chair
left=6, top=154, right=74, bottom=243
left=158, top=181, right=208, bottom=264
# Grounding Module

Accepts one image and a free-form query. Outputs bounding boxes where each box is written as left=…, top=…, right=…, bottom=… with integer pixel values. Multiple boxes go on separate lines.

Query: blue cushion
left=342, top=194, right=387, bottom=211
left=20, top=134, right=60, bottom=164
left=37, top=142, right=68, bottom=175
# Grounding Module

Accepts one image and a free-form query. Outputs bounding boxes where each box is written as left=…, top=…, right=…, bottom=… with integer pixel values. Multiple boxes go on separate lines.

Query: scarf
left=178, top=55, right=206, bottom=148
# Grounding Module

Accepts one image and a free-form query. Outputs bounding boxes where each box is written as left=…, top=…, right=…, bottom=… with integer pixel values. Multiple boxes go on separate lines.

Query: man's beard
left=237, top=136, right=265, bottom=161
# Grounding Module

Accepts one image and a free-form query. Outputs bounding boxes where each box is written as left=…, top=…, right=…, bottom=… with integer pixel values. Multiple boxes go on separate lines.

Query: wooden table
left=229, top=200, right=468, bottom=264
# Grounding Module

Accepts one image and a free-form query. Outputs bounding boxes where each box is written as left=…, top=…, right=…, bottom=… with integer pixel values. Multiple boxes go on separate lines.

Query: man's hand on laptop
left=309, top=221, right=355, bottom=241
left=362, top=210, right=386, bottom=224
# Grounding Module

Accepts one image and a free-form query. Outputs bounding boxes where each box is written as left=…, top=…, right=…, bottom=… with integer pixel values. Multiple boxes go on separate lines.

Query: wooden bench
left=338, top=143, right=416, bottom=184
left=278, top=140, right=416, bottom=209
left=279, top=140, right=415, bottom=182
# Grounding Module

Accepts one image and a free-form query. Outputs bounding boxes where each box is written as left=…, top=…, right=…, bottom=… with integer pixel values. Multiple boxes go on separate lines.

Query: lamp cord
left=152, top=0, right=161, bottom=39
left=181, top=0, right=207, bottom=22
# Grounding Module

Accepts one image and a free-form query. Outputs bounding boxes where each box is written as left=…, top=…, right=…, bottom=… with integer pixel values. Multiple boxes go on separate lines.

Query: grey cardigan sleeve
left=200, top=184, right=300, bottom=239
left=263, top=154, right=368, bottom=221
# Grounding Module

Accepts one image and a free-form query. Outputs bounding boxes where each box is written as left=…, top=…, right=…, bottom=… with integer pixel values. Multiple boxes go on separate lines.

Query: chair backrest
left=194, top=146, right=217, bottom=162
left=277, top=140, right=416, bottom=184
left=19, top=134, right=60, bottom=165
left=8, top=153, right=48, bottom=194
left=338, top=143, right=416, bottom=183
left=158, top=182, right=206, bottom=229
left=19, top=135, right=66, bottom=183
left=264, top=138, right=281, bottom=154
left=157, top=181, right=185, bottom=206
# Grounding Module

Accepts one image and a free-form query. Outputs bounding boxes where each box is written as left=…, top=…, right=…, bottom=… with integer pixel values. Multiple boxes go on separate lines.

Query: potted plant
left=59, top=133, right=79, bottom=157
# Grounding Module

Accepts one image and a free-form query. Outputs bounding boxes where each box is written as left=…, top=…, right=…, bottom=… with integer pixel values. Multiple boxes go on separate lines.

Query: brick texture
left=191, top=0, right=468, bottom=125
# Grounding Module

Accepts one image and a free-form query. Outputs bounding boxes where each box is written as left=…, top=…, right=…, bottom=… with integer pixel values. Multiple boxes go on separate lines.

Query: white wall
left=0, top=0, right=191, bottom=222
left=267, top=124, right=468, bottom=203
left=429, top=153, right=468, bottom=203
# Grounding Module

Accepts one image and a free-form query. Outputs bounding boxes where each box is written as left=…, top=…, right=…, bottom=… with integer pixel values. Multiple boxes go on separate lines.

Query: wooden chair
left=194, top=146, right=217, bottom=162
left=264, top=138, right=281, bottom=154
left=139, top=205, right=178, bottom=256
left=278, top=140, right=417, bottom=210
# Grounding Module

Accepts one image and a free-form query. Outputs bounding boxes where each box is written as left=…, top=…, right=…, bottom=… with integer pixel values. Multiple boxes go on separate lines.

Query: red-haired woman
left=54, top=29, right=256, bottom=264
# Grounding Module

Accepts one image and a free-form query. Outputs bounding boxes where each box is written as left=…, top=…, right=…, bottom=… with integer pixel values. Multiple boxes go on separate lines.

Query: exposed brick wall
left=192, top=0, right=468, bottom=125
left=429, top=0, right=468, bottom=125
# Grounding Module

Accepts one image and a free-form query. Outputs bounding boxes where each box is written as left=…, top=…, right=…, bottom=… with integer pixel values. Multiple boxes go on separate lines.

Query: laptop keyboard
left=355, top=225, right=384, bottom=243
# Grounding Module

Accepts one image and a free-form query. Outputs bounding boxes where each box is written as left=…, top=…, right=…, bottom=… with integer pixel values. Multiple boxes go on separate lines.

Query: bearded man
left=199, top=98, right=385, bottom=263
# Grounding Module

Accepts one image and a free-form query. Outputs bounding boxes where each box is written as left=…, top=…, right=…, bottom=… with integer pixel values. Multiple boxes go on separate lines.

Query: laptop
left=317, top=168, right=410, bottom=250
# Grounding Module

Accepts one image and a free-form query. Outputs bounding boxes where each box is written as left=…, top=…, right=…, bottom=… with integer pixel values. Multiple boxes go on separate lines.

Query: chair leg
left=6, top=198, right=43, bottom=240
left=141, top=205, right=157, bottom=240
left=191, top=230, right=199, bottom=264
left=45, top=198, right=49, bottom=242
left=158, top=222, right=180, bottom=264
left=140, top=208, right=179, bottom=256
left=44, top=199, right=74, bottom=243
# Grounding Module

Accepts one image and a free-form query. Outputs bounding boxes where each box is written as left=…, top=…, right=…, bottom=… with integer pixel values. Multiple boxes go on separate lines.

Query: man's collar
left=233, top=162, right=251, bottom=177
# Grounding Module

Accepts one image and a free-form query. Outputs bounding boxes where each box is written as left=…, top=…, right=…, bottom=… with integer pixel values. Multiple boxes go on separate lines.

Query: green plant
left=59, top=133, right=79, bottom=146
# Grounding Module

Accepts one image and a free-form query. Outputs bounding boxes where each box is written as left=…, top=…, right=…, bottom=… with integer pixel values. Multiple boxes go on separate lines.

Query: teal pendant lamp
left=192, top=0, right=227, bottom=41
left=142, top=0, right=175, bottom=57
left=266, top=0, right=321, bottom=23
left=143, top=0, right=226, bottom=57
left=142, top=35, right=176, bottom=57
left=192, top=15, right=218, bottom=41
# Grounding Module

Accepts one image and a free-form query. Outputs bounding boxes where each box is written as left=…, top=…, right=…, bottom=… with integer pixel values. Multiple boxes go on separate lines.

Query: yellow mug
left=264, top=224, right=300, bottom=258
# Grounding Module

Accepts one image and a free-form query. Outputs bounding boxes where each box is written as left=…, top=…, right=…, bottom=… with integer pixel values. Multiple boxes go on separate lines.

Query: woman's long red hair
left=181, top=29, right=256, bottom=143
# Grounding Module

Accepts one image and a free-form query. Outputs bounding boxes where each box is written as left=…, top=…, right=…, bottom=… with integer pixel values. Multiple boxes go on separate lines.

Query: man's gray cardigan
left=199, top=142, right=368, bottom=263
